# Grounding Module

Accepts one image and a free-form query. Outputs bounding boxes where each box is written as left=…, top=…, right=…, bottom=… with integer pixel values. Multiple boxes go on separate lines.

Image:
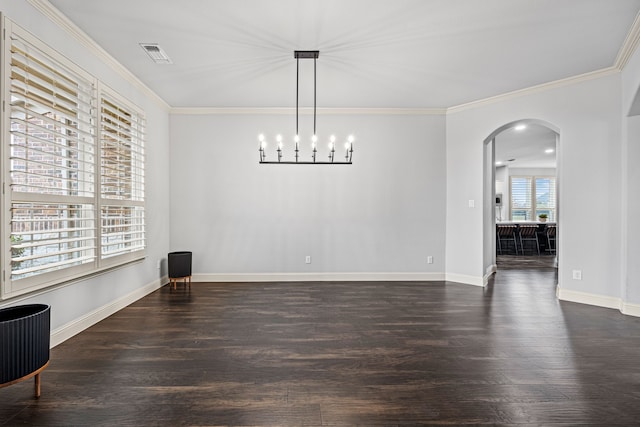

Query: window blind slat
left=10, top=42, right=95, bottom=100
left=10, top=40, right=89, bottom=90
left=10, top=76, right=94, bottom=118
left=10, top=92, right=95, bottom=129
left=13, top=245, right=98, bottom=263
left=12, top=255, right=95, bottom=277
left=11, top=108, right=95, bottom=143
left=101, top=100, right=145, bottom=127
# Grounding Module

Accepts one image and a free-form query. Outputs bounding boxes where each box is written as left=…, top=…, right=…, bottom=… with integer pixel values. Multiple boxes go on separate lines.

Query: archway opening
left=483, top=119, right=559, bottom=279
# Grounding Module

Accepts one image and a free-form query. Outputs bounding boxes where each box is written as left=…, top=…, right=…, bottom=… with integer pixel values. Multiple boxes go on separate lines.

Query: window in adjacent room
left=510, top=176, right=556, bottom=221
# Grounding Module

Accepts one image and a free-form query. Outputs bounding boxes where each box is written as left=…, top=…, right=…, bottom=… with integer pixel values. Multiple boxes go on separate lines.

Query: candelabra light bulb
left=258, top=134, right=265, bottom=142
left=276, top=134, right=283, bottom=143
left=330, top=135, right=336, bottom=143
left=294, top=134, right=300, bottom=143
left=348, top=135, right=355, bottom=143
left=311, top=134, right=318, bottom=143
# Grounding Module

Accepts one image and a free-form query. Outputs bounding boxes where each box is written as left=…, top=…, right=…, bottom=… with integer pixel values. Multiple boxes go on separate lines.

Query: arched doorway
left=483, top=119, right=560, bottom=279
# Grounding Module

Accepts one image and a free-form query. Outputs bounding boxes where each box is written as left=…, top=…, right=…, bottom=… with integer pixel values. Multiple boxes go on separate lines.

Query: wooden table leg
left=34, top=373, right=41, bottom=398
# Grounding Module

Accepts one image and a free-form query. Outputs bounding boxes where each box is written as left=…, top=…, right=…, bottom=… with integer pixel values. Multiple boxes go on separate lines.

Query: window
left=99, top=93, right=146, bottom=263
left=510, top=176, right=556, bottom=221
left=3, top=22, right=145, bottom=298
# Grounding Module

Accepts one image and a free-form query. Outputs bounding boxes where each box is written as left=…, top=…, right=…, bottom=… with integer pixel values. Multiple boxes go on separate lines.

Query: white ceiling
left=494, top=123, right=557, bottom=169
left=48, top=0, right=640, bottom=109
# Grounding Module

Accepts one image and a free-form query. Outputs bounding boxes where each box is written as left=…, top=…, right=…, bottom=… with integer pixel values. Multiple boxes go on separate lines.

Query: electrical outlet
left=427, top=256, right=433, bottom=264
left=305, top=256, right=311, bottom=264
left=156, top=259, right=161, bottom=269
left=572, top=270, right=582, bottom=280
left=468, top=199, right=475, bottom=208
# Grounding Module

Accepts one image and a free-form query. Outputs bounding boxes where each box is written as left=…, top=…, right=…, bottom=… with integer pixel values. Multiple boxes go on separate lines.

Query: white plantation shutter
left=3, top=21, right=146, bottom=298
left=535, top=177, right=556, bottom=221
left=8, top=30, right=97, bottom=289
left=99, top=92, right=145, bottom=262
left=510, top=176, right=556, bottom=221
left=510, top=176, right=532, bottom=220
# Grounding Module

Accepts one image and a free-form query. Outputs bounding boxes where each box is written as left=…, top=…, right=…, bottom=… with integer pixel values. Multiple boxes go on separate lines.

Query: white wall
left=625, top=117, right=640, bottom=306
left=0, top=2, right=171, bottom=340
left=622, top=39, right=640, bottom=309
left=169, top=113, right=446, bottom=279
left=446, top=73, right=623, bottom=300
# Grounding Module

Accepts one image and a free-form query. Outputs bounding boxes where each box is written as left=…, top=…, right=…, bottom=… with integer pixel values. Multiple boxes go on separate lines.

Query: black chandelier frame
left=259, top=50, right=354, bottom=165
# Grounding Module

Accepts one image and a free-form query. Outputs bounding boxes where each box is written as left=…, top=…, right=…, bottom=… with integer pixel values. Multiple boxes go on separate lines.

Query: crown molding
left=26, top=0, right=170, bottom=111
left=615, top=11, right=640, bottom=70
left=447, top=67, right=619, bottom=114
left=170, top=107, right=447, bottom=115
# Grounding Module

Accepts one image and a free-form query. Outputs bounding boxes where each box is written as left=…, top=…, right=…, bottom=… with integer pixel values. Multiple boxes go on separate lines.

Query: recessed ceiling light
left=545, top=148, right=555, bottom=154
left=514, top=124, right=527, bottom=131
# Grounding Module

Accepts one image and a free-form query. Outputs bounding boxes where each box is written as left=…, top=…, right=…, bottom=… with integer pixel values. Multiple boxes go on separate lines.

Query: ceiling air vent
left=139, top=43, right=172, bottom=64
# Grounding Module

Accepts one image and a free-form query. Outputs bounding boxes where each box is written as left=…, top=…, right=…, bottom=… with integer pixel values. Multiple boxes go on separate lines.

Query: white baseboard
left=50, top=276, right=167, bottom=347
left=556, top=286, right=640, bottom=317
left=621, top=301, right=640, bottom=317
left=445, top=273, right=485, bottom=287
left=556, top=287, right=620, bottom=309
left=483, top=264, right=497, bottom=286
left=193, top=272, right=446, bottom=282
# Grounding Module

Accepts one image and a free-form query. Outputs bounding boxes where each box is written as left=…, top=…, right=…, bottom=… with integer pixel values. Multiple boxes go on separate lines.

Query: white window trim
left=1, top=18, right=146, bottom=300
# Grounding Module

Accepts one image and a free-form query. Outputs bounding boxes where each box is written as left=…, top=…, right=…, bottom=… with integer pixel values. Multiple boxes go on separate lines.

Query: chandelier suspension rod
left=314, top=55, right=317, bottom=136
left=296, top=56, right=299, bottom=137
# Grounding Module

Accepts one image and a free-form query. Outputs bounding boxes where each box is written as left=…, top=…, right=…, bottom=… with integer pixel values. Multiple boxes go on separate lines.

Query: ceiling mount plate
left=294, top=50, right=319, bottom=59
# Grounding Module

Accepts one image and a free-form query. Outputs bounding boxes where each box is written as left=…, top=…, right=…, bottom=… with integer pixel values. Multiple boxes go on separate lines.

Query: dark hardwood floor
left=3, top=268, right=640, bottom=426
left=496, top=254, right=557, bottom=270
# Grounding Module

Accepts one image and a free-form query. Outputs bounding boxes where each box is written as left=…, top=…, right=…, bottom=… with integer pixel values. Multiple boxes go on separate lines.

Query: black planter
left=0, top=304, right=50, bottom=397
left=168, top=251, right=192, bottom=288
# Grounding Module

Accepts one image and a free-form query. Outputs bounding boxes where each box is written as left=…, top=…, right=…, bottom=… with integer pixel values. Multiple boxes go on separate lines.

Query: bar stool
left=545, top=224, right=556, bottom=254
left=496, top=224, right=518, bottom=255
left=518, top=224, right=540, bottom=255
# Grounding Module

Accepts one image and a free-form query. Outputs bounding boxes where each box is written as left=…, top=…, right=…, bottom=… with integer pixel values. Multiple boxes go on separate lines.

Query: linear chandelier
left=258, top=50, right=354, bottom=165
